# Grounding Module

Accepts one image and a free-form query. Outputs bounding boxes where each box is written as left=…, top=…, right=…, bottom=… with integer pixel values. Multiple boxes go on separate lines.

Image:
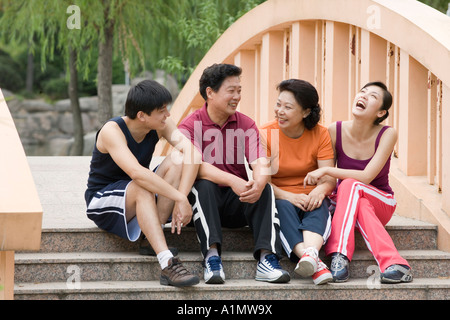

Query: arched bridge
left=157, top=0, right=450, bottom=251
left=1, top=0, right=449, bottom=300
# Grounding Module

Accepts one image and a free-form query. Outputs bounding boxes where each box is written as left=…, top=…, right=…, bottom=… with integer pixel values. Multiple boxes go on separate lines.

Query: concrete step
left=23, top=157, right=448, bottom=300
left=34, top=215, right=438, bottom=253
left=14, top=277, right=450, bottom=300
left=15, top=250, right=450, bottom=283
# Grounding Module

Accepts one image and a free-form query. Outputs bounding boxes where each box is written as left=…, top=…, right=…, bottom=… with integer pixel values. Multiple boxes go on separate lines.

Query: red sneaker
left=294, top=247, right=318, bottom=277
left=312, top=259, right=333, bottom=285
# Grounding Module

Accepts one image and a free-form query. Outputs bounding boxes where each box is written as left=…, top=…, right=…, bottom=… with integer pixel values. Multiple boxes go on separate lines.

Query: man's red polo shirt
left=178, top=103, right=265, bottom=181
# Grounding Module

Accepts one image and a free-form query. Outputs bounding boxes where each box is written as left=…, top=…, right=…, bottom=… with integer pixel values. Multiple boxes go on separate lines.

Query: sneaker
left=160, top=257, right=200, bottom=287
left=204, top=256, right=225, bottom=284
left=312, top=259, right=333, bottom=285
left=255, top=254, right=290, bottom=283
left=294, top=247, right=318, bottom=277
left=330, top=252, right=349, bottom=282
left=380, top=264, right=413, bottom=284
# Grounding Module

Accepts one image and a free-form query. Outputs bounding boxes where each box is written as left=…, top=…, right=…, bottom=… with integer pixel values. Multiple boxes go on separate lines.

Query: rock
left=5, top=69, right=180, bottom=156
left=20, top=99, right=54, bottom=113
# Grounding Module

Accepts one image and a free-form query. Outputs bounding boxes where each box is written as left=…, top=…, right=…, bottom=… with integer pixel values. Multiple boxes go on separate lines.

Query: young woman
left=260, top=79, right=335, bottom=285
left=304, top=81, right=413, bottom=284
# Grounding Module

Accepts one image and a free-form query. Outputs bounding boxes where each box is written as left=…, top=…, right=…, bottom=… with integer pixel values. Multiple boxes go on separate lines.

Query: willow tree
left=157, top=0, right=266, bottom=80
left=0, top=0, right=185, bottom=155
left=76, top=0, right=184, bottom=124
left=1, top=0, right=266, bottom=134
left=0, top=0, right=90, bottom=155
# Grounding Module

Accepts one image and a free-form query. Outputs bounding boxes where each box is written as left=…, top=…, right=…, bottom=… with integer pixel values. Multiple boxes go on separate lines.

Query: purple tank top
left=335, top=121, right=393, bottom=195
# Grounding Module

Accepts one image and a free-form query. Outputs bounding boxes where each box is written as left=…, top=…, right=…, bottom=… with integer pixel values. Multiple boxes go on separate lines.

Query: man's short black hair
left=199, top=64, right=242, bottom=101
left=125, top=80, right=172, bottom=119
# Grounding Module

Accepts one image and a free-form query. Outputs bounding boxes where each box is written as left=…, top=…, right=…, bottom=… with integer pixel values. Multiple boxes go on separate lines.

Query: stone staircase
left=13, top=157, right=450, bottom=300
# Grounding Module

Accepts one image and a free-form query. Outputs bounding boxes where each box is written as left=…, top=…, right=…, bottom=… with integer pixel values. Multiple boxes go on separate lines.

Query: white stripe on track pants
left=188, top=179, right=282, bottom=260
left=325, top=178, right=409, bottom=272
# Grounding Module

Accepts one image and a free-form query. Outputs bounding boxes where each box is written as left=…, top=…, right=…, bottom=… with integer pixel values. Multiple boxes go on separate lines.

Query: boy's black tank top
left=84, top=116, right=159, bottom=205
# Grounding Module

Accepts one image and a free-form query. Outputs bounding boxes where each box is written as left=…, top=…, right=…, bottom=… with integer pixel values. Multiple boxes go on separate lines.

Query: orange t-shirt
left=259, top=119, right=334, bottom=195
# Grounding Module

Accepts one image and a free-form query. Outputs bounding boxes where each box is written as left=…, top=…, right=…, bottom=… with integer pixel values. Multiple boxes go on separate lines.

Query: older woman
left=260, top=79, right=335, bottom=285
left=304, top=82, right=412, bottom=284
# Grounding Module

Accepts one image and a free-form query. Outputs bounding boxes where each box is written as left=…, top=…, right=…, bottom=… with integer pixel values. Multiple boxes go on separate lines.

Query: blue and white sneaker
left=380, top=264, right=413, bottom=283
left=204, top=256, right=225, bottom=284
left=330, top=252, right=349, bottom=282
left=255, top=254, right=290, bottom=283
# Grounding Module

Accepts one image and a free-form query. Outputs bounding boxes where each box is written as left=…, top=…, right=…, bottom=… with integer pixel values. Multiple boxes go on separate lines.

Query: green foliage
left=158, top=56, right=193, bottom=78
left=42, top=78, right=68, bottom=100
left=418, top=0, right=449, bottom=13
left=2, top=0, right=448, bottom=98
left=157, top=0, right=266, bottom=83
left=0, top=0, right=267, bottom=95
left=0, top=49, right=24, bottom=91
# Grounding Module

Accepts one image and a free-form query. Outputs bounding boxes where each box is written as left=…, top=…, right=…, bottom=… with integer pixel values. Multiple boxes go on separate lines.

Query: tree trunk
left=97, top=21, right=114, bottom=125
left=26, top=49, right=34, bottom=94
left=68, top=46, right=84, bottom=156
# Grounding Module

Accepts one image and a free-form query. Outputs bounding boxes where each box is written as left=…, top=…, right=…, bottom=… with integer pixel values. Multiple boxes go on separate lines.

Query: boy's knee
left=166, top=160, right=183, bottom=176
left=128, top=182, right=154, bottom=203
left=158, top=156, right=183, bottom=183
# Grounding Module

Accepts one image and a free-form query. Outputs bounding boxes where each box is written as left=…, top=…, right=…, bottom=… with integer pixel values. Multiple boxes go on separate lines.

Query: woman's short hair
left=277, top=79, right=321, bottom=130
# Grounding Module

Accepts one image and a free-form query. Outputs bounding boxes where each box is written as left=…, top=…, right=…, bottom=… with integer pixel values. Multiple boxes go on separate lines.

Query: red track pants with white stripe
left=325, top=179, right=409, bottom=272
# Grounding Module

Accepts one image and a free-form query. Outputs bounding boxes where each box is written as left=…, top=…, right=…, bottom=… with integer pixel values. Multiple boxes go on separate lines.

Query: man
left=85, top=80, right=201, bottom=287
left=178, top=64, right=289, bottom=284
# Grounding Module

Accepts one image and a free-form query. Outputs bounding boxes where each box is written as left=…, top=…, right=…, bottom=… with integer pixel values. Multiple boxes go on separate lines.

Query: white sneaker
left=295, top=247, right=318, bottom=277
left=204, top=256, right=225, bottom=284
left=255, top=254, right=290, bottom=283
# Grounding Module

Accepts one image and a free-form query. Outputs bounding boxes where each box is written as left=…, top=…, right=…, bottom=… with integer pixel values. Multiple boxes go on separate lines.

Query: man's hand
left=238, top=179, right=265, bottom=203
left=171, top=197, right=193, bottom=235
left=229, top=175, right=249, bottom=198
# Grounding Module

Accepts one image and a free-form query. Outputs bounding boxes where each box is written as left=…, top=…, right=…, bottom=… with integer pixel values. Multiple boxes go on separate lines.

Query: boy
left=85, top=80, right=201, bottom=287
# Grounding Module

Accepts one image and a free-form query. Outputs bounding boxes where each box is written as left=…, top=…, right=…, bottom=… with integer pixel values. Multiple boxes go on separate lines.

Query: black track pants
left=188, top=179, right=283, bottom=260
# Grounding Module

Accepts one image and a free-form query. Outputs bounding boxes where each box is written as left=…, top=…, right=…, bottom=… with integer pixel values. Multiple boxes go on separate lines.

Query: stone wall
left=4, top=71, right=179, bottom=156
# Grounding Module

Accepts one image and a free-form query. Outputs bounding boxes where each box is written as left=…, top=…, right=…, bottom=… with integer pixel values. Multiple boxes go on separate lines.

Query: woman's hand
left=304, top=190, right=326, bottom=212
left=304, top=167, right=328, bottom=187
left=285, top=193, right=321, bottom=211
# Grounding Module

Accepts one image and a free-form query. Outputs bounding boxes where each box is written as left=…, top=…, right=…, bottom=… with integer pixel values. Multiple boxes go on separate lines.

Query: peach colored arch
left=160, top=0, right=450, bottom=251
left=167, top=0, right=450, bottom=127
